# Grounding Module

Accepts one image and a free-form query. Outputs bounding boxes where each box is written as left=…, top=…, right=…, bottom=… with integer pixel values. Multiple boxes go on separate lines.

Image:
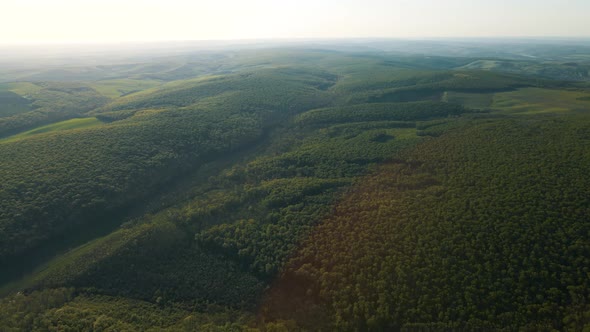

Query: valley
left=0, top=42, right=589, bottom=331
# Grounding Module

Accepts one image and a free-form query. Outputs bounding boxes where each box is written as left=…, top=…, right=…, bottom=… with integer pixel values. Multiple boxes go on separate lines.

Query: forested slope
left=0, top=82, right=109, bottom=137
left=0, top=48, right=589, bottom=331
left=263, top=114, right=590, bottom=330
left=0, top=68, right=331, bottom=268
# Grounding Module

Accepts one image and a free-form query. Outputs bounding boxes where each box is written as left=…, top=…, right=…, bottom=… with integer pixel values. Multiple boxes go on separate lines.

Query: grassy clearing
left=388, top=127, right=418, bottom=139
left=91, top=79, right=163, bottom=98
left=1, top=117, right=104, bottom=143
left=462, top=60, right=503, bottom=70
left=446, top=88, right=590, bottom=115
left=492, top=88, right=590, bottom=114
left=0, top=82, right=43, bottom=96
left=444, top=91, right=494, bottom=109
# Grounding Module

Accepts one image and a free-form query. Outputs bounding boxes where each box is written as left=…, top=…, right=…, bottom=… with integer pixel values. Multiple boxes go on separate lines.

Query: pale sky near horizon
left=1, top=0, right=589, bottom=44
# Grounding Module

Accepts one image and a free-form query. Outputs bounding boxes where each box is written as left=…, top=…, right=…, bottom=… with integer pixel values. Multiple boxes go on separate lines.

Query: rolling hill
left=0, top=44, right=589, bottom=331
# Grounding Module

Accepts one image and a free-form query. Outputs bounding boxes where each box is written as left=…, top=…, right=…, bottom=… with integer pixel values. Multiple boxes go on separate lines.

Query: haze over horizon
left=2, top=0, right=589, bottom=45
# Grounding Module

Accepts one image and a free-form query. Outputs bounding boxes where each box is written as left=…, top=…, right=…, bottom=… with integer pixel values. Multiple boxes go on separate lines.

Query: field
left=90, top=79, right=163, bottom=98
left=445, top=87, right=590, bottom=114
left=460, top=59, right=590, bottom=81
left=492, top=87, right=590, bottom=114
left=443, top=91, right=494, bottom=109
left=0, top=117, right=103, bottom=143
left=0, top=82, right=43, bottom=96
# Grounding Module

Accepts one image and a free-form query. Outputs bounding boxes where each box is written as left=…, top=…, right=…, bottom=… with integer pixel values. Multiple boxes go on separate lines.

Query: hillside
left=0, top=45, right=589, bottom=331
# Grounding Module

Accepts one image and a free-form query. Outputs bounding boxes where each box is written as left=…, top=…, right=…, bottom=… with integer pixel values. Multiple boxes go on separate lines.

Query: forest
left=0, top=40, right=589, bottom=331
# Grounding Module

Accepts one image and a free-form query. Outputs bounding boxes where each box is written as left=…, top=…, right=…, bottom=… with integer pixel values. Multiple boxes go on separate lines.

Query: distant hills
left=0, top=41, right=589, bottom=331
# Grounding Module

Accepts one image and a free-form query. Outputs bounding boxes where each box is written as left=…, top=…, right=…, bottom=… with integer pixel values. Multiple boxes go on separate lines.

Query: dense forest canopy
left=0, top=40, right=589, bottom=331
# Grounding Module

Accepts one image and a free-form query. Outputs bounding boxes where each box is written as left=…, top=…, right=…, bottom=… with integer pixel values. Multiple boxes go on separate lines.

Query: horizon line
left=2, top=36, right=590, bottom=47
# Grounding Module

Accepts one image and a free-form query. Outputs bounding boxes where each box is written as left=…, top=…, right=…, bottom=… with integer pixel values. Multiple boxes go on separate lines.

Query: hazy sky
left=2, top=0, right=589, bottom=44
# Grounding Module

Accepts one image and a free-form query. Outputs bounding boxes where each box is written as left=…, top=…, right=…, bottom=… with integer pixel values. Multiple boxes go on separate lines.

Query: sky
left=1, top=0, right=589, bottom=44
